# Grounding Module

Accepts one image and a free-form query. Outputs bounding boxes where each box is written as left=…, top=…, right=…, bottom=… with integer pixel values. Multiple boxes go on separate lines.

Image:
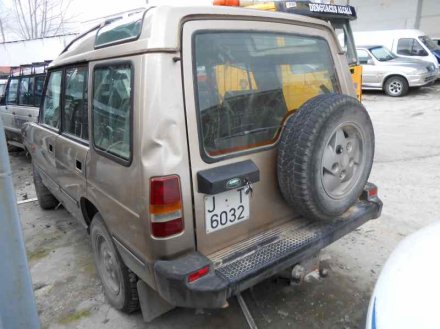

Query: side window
left=92, top=64, right=132, bottom=162
left=34, top=76, right=45, bottom=107
left=357, top=49, right=371, bottom=64
left=41, top=71, right=62, bottom=129
left=397, top=38, right=428, bottom=56
left=63, top=67, right=88, bottom=140
left=6, top=78, right=19, bottom=104
left=18, top=76, right=34, bottom=105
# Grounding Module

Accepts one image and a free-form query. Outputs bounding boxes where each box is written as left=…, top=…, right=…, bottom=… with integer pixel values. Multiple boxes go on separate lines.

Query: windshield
left=419, top=36, right=440, bottom=52
left=370, top=46, right=396, bottom=61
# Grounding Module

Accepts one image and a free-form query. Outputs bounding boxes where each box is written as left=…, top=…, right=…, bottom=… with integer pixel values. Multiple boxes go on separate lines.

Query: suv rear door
left=34, top=70, right=63, bottom=193
left=182, top=19, right=344, bottom=255
left=14, top=74, right=45, bottom=129
left=55, top=65, right=89, bottom=220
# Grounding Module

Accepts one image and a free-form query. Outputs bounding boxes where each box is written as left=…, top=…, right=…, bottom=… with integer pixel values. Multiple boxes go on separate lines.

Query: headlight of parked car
left=415, top=68, right=428, bottom=74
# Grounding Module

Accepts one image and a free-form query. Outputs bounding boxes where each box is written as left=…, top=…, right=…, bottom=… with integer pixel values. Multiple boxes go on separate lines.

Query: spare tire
left=277, top=93, right=374, bottom=221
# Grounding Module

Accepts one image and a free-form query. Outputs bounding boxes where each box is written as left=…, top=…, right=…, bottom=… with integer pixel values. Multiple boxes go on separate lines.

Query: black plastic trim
left=197, top=159, right=260, bottom=195
left=153, top=196, right=382, bottom=309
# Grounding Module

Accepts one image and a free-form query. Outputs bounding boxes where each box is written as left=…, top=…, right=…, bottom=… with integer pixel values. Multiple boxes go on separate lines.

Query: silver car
left=357, top=45, right=438, bottom=96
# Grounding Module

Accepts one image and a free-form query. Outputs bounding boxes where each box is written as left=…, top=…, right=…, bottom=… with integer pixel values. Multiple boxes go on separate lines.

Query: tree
left=0, top=17, right=5, bottom=42
left=11, top=0, right=73, bottom=40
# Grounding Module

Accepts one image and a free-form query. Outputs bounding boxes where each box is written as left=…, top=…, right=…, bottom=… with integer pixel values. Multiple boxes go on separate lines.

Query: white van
left=353, top=29, right=440, bottom=71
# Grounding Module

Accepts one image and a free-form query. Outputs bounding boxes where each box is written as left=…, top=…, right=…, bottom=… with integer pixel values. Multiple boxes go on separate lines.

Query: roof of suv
left=51, top=5, right=336, bottom=68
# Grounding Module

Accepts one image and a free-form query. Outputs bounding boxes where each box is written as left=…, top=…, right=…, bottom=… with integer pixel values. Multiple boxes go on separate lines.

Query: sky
left=0, top=0, right=214, bottom=40
left=71, top=0, right=213, bottom=23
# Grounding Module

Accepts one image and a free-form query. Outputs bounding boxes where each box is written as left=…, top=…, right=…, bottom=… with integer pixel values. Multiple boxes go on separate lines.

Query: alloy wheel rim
left=389, top=80, right=402, bottom=95
left=96, top=235, right=121, bottom=295
left=321, top=123, right=365, bottom=199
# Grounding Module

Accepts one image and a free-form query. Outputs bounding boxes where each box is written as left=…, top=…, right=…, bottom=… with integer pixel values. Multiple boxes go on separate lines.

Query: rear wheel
left=33, top=164, right=58, bottom=209
left=90, top=213, right=139, bottom=313
left=384, top=76, right=408, bottom=97
left=277, top=93, right=375, bottom=221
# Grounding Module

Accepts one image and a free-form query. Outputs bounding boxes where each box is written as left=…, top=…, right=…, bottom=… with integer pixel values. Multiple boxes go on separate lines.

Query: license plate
left=204, top=188, right=250, bottom=233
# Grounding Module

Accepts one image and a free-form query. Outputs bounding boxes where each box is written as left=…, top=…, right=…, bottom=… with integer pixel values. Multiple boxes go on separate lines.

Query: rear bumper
left=153, top=185, right=382, bottom=308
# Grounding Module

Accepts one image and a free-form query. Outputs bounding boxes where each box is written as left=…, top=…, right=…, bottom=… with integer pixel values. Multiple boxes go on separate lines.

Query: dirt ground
left=9, top=81, right=440, bottom=329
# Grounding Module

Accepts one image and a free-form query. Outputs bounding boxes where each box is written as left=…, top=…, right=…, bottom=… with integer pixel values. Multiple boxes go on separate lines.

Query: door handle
left=48, top=143, right=54, bottom=153
left=12, top=111, right=16, bottom=115
left=28, top=114, right=32, bottom=118
left=75, top=159, right=82, bottom=172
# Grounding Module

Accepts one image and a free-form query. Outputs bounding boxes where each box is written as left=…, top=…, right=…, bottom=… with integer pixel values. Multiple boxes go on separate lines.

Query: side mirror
left=367, top=58, right=374, bottom=65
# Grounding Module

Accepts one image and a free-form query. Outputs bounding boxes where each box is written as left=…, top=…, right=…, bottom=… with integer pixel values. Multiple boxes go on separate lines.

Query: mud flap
left=137, top=280, right=174, bottom=322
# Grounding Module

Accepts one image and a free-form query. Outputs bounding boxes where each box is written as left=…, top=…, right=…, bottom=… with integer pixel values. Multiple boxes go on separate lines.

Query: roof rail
left=9, top=61, right=52, bottom=77
left=60, top=14, right=128, bottom=56
left=61, top=7, right=150, bottom=55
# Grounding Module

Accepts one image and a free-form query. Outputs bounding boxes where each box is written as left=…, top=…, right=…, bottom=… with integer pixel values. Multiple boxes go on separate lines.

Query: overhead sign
left=308, top=3, right=353, bottom=16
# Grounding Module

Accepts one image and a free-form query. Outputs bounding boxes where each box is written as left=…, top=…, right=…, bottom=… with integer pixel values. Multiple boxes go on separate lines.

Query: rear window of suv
left=193, top=31, right=339, bottom=159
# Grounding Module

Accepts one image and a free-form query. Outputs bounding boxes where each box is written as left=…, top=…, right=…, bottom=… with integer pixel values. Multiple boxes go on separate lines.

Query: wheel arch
left=382, top=74, right=408, bottom=89
left=80, top=197, right=99, bottom=231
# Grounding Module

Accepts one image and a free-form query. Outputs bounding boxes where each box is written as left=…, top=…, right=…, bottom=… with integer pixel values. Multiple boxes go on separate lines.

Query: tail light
left=361, top=183, right=378, bottom=201
left=150, top=175, right=184, bottom=238
left=188, top=266, right=210, bottom=283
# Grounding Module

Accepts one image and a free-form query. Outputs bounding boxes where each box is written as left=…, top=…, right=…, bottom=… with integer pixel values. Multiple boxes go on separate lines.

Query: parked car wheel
left=277, top=93, right=375, bottom=221
left=90, top=213, right=139, bottom=313
left=33, top=164, right=58, bottom=209
left=384, top=76, right=409, bottom=97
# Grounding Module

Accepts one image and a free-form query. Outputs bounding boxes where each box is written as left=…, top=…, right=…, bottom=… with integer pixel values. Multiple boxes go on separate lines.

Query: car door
left=357, top=49, right=377, bottom=87
left=182, top=20, right=346, bottom=255
left=55, top=65, right=89, bottom=221
left=14, top=76, right=37, bottom=132
left=87, top=59, right=146, bottom=256
left=34, top=70, right=63, bottom=195
left=396, top=38, right=430, bottom=60
left=1, top=77, right=19, bottom=135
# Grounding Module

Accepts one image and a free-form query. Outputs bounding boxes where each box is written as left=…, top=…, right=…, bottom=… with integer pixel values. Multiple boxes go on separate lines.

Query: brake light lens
left=150, top=175, right=184, bottom=238
left=188, top=266, right=210, bottom=283
left=368, top=185, right=378, bottom=198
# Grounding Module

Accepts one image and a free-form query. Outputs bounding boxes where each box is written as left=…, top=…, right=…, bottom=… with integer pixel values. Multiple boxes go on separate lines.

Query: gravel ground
left=8, top=81, right=440, bottom=329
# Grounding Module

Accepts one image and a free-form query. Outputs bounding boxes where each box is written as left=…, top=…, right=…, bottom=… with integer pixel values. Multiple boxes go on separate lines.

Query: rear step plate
left=210, top=201, right=379, bottom=286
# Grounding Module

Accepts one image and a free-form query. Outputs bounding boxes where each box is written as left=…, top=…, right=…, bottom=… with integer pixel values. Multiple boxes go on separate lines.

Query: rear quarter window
left=193, top=31, right=339, bottom=159
left=6, top=78, right=19, bottom=104
left=92, top=63, right=132, bottom=163
left=41, top=71, right=62, bottom=129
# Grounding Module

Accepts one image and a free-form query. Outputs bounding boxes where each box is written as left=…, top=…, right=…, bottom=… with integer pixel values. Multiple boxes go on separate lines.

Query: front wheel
left=384, top=76, right=409, bottom=97
left=90, top=214, right=139, bottom=313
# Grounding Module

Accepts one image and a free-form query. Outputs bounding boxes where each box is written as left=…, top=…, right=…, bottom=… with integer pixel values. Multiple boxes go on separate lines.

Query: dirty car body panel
left=22, top=5, right=382, bottom=314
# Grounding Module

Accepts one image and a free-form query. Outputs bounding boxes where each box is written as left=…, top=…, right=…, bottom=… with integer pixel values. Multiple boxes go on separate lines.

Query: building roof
left=0, top=34, right=77, bottom=67
left=0, top=66, right=10, bottom=74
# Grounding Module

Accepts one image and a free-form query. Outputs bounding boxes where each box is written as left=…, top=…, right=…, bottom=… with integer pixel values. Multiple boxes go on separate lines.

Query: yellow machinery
left=214, top=0, right=363, bottom=102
